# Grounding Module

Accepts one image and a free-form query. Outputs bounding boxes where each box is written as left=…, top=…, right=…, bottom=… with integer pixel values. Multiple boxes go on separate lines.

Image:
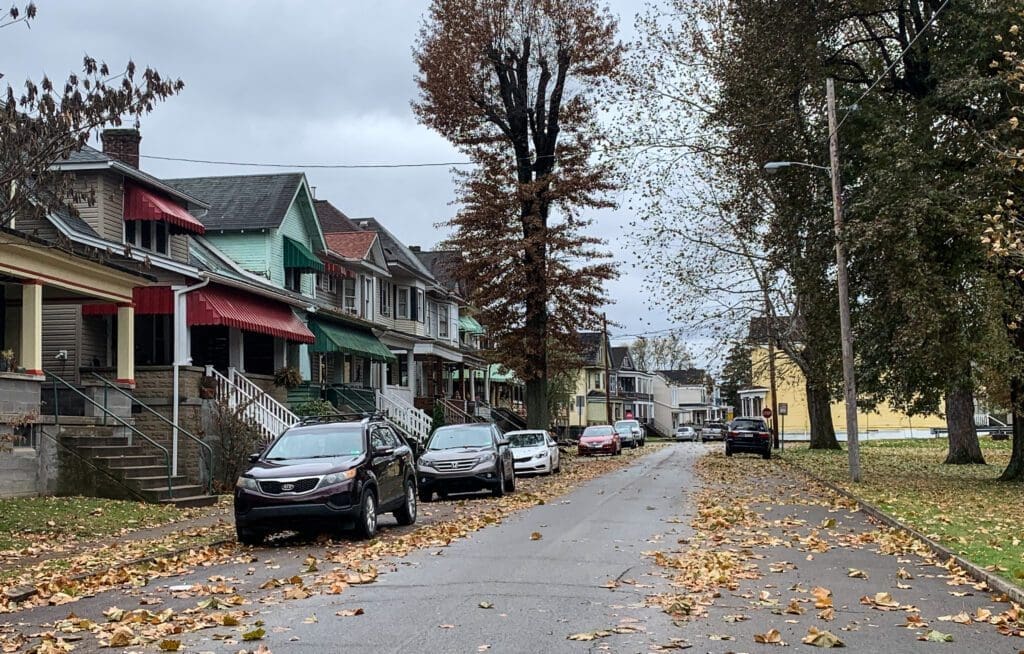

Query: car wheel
left=725, top=444, right=733, bottom=457
left=419, top=488, right=433, bottom=503
left=394, top=478, right=417, bottom=526
left=354, top=490, right=378, bottom=540
left=762, top=448, right=772, bottom=460
left=505, top=467, right=516, bottom=493
left=491, top=464, right=505, bottom=497
left=631, top=440, right=639, bottom=449
left=236, top=525, right=263, bottom=546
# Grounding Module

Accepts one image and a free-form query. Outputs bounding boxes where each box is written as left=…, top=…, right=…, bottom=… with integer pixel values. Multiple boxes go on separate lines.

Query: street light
left=761, top=79, right=861, bottom=482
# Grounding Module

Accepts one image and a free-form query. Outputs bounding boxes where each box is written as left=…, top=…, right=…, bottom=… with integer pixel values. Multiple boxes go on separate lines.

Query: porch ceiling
left=0, top=240, right=137, bottom=303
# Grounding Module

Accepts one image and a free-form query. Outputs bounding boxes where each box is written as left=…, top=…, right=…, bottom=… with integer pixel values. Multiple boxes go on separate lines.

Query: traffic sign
left=778, top=403, right=788, bottom=416
left=762, top=407, right=773, bottom=419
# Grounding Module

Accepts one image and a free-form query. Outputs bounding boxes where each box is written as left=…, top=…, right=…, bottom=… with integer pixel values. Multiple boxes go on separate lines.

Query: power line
left=141, top=154, right=474, bottom=169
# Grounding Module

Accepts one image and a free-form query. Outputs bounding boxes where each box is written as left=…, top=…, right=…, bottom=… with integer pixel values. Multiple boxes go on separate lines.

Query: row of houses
left=0, top=128, right=523, bottom=502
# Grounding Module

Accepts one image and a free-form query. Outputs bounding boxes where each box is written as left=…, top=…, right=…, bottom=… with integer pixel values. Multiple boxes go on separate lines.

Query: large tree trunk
left=806, top=380, right=840, bottom=449
left=943, top=386, right=985, bottom=465
left=1000, top=376, right=1024, bottom=481
left=525, top=378, right=548, bottom=430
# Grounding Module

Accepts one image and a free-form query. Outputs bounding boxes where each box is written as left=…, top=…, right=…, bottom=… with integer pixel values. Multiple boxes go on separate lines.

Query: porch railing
left=205, top=366, right=298, bottom=445
left=377, top=389, right=431, bottom=444
left=327, top=384, right=376, bottom=414
left=438, top=397, right=485, bottom=425
left=89, top=372, right=214, bottom=494
left=45, top=369, right=174, bottom=500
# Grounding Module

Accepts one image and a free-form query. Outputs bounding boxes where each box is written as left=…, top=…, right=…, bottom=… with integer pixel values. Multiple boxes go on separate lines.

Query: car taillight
left=758, top=432, right=770, bottom=439
left=728, top=431, right=738, bottom=438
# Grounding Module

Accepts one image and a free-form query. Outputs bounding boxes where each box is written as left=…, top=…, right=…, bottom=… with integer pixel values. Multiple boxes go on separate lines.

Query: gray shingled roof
left=610, top=346, right=631, bottom=371
left=349, top=217, right=434, bottom=280
left=658, top=369, right=708, bottom=385
left=314, top=200, right=359, bottom=233
left=165, top=173, right=304, bottom=231
left=415, top=249, right=464, bottom=295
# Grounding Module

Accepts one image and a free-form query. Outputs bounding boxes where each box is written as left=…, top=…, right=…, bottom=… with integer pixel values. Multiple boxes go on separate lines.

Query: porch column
left=116, top=303, right=135, bottom=384
left=20, top=280, right=43, bottom=375
left=406, top=351, right=416, bottom=397
left=469, top=367, right=476, bottom=401
left=484, top=366, right=491, bottom=403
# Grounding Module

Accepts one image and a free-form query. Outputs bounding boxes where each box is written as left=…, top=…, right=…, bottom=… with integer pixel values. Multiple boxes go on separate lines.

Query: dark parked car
left=725, top=417, right=772, bottom=459
left=416, top=423, right=515, bottom=501
left=700, top=422, right=727, bottom=442
left=234, top=414, right=417, bottom=545
left=577, top=425, right=622, bottom=456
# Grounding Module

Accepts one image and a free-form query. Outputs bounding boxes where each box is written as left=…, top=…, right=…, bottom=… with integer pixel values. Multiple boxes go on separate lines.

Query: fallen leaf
left=479, top=601, right=494, bottom=609
left=530, top=532, right=542, bottom=540
left=108, top=626, right=134, bottom=647
left=847, top=568, right=868, bottom=579
left=802, top=627, right=845, bottom=648
left=242, top=627, right=266, bottom=641
left=754, top=629, right=785, bottom=645
left=336, top=609, right=365, bottom=617
left=918, top=630, right=953, bottom=642
left=157, top=640, right=181, bottom=651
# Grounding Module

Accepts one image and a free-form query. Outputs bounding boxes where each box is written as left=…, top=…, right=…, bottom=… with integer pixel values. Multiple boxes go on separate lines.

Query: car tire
left=505, top=467, right=516, bottom=493
left=419, top=488, right=433, bottom=503
left=236, top=525, right=263, bottom=546
left=354, top=490, right=378, bottom=540
left=394, top=478, right=417, bottom=526
left=725, top=444, right=733, bottom=457
left=491, top=464, right=505, bottom=497
left=762, top=448, right=772, bottom=460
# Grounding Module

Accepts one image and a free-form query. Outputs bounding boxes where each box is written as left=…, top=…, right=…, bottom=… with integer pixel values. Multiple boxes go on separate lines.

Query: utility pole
left=603, top=313, right=612, bottom=424
left=827, top=77, right=861, bottom=482
left=763, top=289, right=780, bottom=449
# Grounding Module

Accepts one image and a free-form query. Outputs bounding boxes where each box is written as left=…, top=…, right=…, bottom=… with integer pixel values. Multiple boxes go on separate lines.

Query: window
left=125, top=221, right=169, bottom=256
left=427, top=301, right=437, bottom=336
left=316, top=273, right=337, bottom=295
left=379, top=280, right=392, bottom=317
left=439, top=304, right=449, bottom=339
left=342, top=278, right=357, bottom=314
left=362, top=276, right=374, bottom=320
left=134, top=315, right=172, bottom=365
left=285, top=268, right=302, bottom=292
left=397, top=287, right=409, bottom=319
left=416, top=289, right=425, bottom=322
left=591, top=372, right=602, bottom=390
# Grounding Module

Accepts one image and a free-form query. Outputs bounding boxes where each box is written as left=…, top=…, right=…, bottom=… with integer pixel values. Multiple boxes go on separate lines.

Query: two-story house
left=610, top=347, right=655, bottom=427
left=566, top=331, right=624, bottom=435
left=653, top=368, right=725, bottom=432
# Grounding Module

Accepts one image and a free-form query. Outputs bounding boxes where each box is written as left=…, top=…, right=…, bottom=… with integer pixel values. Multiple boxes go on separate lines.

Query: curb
left=778, top=459, right=1024, bottom=606
left=4, top=537, right=235, bottom=605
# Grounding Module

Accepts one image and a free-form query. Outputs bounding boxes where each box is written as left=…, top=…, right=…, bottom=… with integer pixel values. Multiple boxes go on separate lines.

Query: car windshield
left=614, top=421, right=638, bottom=431
left=732, top=419, right=766, bottom=431
left=508, top=432, right=546, bottom=447
left=427, top=426, right=493, bottom=450
left=264, top=427, right=364, bottom=460
left=582, top=426, right=613, bottom=437
left=677, top=426, right=692, bottom=431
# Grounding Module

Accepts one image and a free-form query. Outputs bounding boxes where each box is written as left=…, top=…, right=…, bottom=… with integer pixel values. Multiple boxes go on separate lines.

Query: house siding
left=96, top=173, right=124, bottom=242
left=81, top=316, right=109, bottom=367
left=41, top=305, right=81, bottom=381
left=204, top=232, right=272, bottom=281
left=277, top=190, right=321, bottom=297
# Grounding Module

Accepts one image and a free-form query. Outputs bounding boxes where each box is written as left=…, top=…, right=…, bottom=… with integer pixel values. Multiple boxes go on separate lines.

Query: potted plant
left=199, top=374, right=218, bottom=399
left=0, top=349, right=14, bottom=373
left=273, top=366, right=303, bottom=390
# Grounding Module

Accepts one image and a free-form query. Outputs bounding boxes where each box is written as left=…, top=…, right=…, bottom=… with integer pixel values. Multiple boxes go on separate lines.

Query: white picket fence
left=205, top=366, right=298, bottom=445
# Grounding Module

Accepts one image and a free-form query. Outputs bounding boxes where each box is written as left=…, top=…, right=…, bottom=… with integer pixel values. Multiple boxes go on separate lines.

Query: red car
left=577, top=425, right=622, bottom=456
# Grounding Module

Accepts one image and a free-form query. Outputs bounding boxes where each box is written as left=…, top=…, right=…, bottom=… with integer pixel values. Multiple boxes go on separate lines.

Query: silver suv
left=416, top=423, right=516, bottom=501
left=613, top=419, right=645, bottom=448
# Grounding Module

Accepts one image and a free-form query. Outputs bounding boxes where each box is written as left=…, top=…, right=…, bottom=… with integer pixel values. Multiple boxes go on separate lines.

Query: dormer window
left=125, top=220, right=169, bottom=256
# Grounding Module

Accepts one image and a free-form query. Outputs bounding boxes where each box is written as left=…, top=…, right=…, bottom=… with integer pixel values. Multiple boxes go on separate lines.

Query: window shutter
left=410, top=288, right=418, bottom=321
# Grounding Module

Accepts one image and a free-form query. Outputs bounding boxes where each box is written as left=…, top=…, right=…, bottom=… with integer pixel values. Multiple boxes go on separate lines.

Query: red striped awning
left=125, top=183, right=206, bottom=235
left=81, top=285, right=174, bottom=316
left=317, top=254, right=355, bottom=278
left=186, top=285, right=315, bottom=344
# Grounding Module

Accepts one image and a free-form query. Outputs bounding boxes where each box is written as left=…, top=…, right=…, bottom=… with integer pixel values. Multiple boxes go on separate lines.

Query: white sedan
left=674, top=425, right=698, bottom=442
left=506, top=429, right=561, bottom=475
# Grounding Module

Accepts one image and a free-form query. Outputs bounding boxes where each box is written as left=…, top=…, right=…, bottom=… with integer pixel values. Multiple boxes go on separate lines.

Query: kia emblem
left=281, top=483, right=294, bottom=491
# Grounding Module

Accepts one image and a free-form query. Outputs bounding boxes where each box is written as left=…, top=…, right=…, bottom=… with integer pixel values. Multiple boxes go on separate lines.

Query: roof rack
left=297, top=411, right=386, bottom=426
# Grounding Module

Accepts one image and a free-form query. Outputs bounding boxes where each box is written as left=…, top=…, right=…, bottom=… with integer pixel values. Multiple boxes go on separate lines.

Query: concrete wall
left=0, top=374, right=46, bottom=497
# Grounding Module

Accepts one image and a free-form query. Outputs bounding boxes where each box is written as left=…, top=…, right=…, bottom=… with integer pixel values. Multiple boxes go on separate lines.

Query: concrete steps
left=59, top=425, right=218, bottom=508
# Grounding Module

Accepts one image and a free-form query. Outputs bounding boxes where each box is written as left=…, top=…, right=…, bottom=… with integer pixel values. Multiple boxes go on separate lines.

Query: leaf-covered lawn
left=0, top=496, right=191, bottom=552
left=781, top=438, right=1023, bottom=587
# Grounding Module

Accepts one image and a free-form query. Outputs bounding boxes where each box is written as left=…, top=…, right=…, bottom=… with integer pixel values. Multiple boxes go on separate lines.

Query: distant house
left=566, top=332, right=624, bottom=433
left=610, top=346, right=654, bottom=426
left=653, top=368, right=725, bottom=432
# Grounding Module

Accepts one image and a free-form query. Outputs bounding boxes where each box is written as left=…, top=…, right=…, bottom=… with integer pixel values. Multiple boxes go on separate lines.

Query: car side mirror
left=497, top=438, right=510, bottom=448
left=248, top=453, right=261, bottom=463
left=373, top=446, right=395, bottom=457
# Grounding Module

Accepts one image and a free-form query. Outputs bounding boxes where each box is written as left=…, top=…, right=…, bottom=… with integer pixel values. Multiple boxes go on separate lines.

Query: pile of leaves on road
left=0, top=446, right=661, bottom=652
left=640, top=452, right=1024, bottom=648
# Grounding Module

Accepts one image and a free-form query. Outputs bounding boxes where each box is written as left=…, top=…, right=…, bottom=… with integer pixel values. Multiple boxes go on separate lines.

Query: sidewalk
left=646, top=452, right=1023, bottom=651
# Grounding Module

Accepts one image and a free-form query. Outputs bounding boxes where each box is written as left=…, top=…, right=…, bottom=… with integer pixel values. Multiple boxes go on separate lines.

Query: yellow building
left=745, top=346, right=945, bottom=439
left=567, top=332, right=624, bottom=432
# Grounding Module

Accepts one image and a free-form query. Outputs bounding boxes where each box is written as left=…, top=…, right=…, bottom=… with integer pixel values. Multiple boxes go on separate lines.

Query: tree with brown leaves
left=414, top=0, right=621, bottom=428
left=1, top=3, right=183, bottom=227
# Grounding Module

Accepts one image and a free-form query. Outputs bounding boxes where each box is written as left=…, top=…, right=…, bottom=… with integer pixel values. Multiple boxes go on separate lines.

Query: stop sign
left=762, top=407, right=773, bottom=419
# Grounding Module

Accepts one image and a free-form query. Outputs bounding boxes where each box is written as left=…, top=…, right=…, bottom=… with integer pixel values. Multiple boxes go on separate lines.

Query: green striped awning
left=309, top=320, right=396, bottom=362
left=283, top=236, right=324, bottom=272
left=459, top=315, right=485, bottom=334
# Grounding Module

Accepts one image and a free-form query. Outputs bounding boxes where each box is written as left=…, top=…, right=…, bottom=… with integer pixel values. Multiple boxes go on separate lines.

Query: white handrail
left=205, top=366, right=298, bottom=444
left=377, top=389, right=431, bottom=443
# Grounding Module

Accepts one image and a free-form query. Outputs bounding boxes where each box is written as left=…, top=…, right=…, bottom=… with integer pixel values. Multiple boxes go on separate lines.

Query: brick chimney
left=101, top=128, right=141, bottom=168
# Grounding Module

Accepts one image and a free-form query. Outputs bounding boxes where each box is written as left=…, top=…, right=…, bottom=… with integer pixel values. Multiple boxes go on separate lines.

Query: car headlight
left=318, top=469, right=356, bottom=488
left=236, top=476, right=258, bottom=491
left=534, top=451, right=548, bottom=459
left=417, top=459, right=435, bottom=470
left=476, top=451, right=496, bottom=464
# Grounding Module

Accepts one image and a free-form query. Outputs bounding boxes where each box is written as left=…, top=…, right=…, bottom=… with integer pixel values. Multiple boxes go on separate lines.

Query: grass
left=781, top=437, right=1023, bottom=588
left=0, top=496, right=188, bottom=552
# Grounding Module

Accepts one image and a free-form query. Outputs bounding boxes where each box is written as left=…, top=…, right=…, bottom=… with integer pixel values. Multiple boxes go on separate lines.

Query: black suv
left=416, top=423, right=515, bottom=501
left=725, top=417, right=772, bottom=459
left=234, top=414, right=417, bottom=545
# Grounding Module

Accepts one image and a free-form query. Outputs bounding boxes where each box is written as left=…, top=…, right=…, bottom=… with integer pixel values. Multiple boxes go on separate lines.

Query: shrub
left=294, top=399, right=335, bottom=418
left=431, top=402, right=446, bottom=433
left=210, top=398, right=263, bottom=493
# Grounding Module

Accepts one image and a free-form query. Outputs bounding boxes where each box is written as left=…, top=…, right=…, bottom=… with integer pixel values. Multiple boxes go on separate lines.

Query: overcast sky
left=4, top=1, right=708, bottom=363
